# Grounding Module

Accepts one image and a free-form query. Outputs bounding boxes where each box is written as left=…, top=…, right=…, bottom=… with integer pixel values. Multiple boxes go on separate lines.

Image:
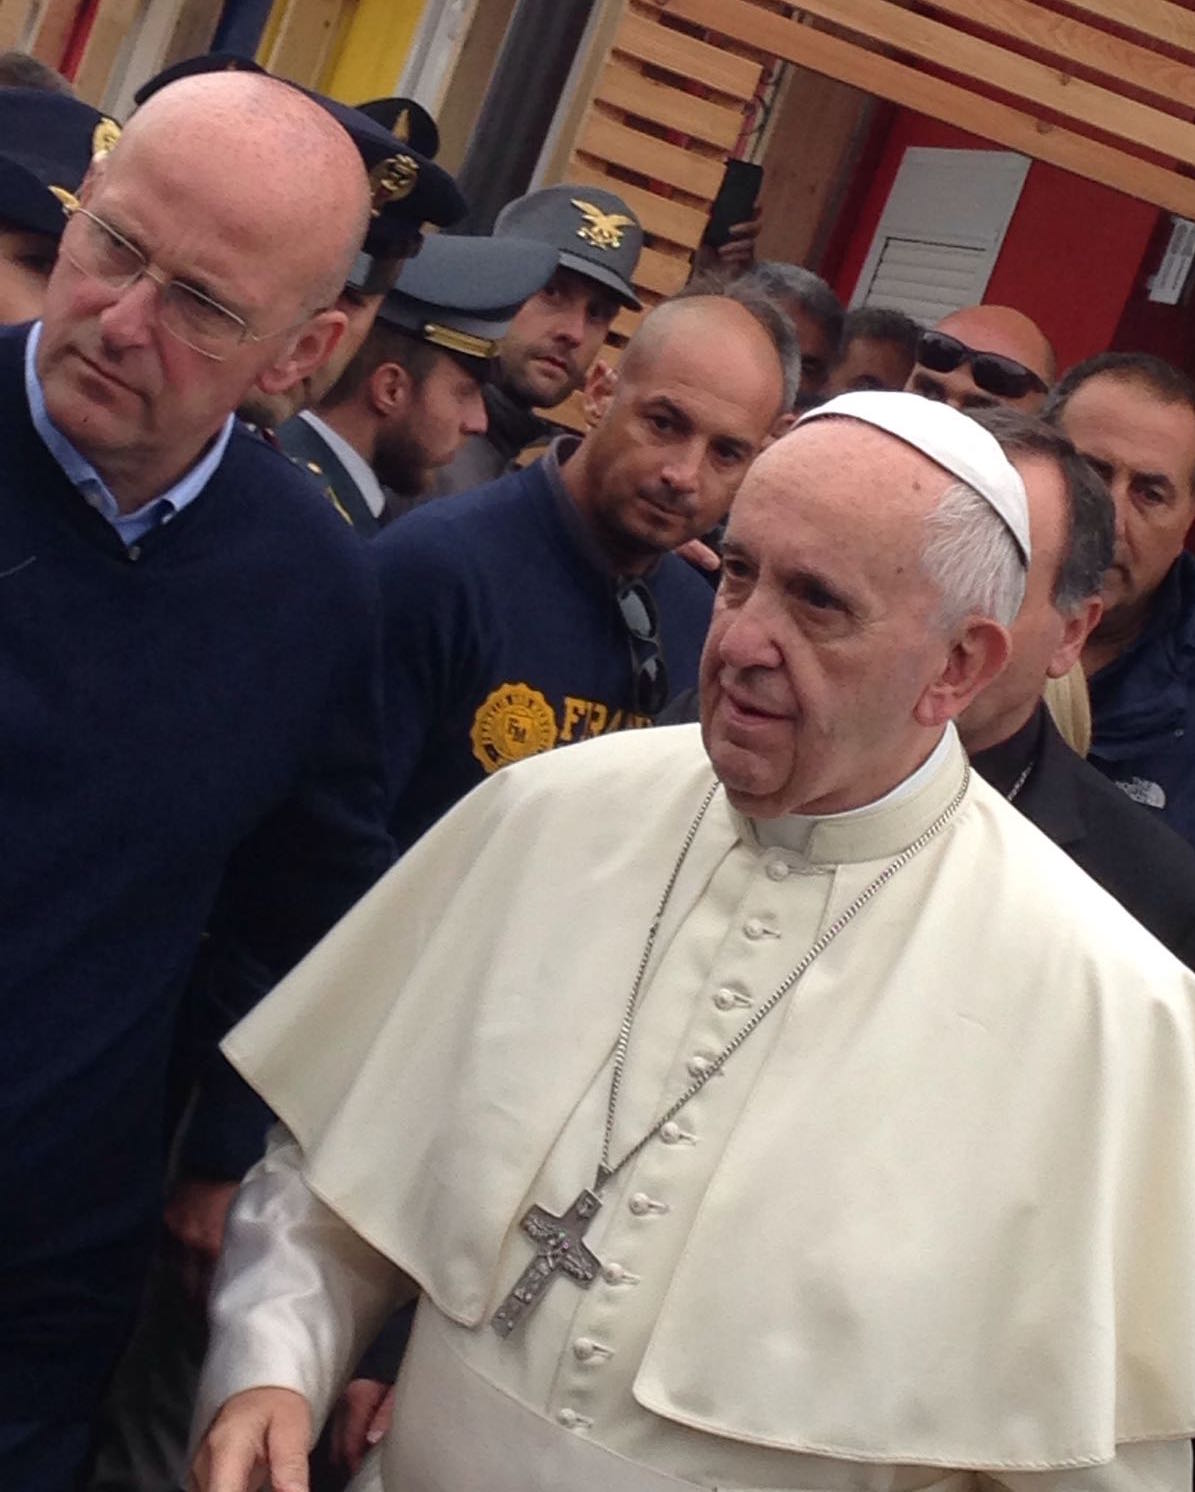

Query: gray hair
left=675, top=276, right=802, bottom=411
left=739, top=261, right=845, bottom=349
left=967, top=406, right=1114, bottom=615
left=921, top=481, right=1026, bottom=629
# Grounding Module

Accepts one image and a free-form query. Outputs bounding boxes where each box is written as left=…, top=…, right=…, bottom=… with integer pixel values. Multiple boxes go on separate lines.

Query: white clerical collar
left=299, top=410, right=387, bottom=519
left=754, top=725, right=956, bottom=851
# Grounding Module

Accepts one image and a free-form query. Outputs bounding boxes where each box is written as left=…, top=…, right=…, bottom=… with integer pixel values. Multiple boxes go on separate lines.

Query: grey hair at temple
left=921, top=479, right=1026, bottom=630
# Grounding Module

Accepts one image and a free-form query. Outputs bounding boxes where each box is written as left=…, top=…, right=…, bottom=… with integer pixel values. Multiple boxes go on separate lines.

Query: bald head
left=621, top=290, right=794, bottom=412
left=560, top=290, right=787, bottom=578
left=120, top=73, right=370, bottom=308
left=908, top=304, right=1055, bottom=415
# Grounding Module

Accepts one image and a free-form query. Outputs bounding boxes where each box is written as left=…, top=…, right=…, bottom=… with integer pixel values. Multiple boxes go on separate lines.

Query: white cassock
left=196, top=724, right=1195, bottom=1491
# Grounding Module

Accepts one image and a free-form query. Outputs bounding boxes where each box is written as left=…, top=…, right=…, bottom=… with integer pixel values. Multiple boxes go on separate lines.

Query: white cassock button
left=713, top=987, right=737, bottom=1011
left=573, top=1337, right=596, bottom=1361
left=557, top=1408, right=579, bottom=1428
left=766, top=859, right=790, bottom=882
left=660, top=1121, right=682, bottom=1144
left=629, top=1192, right=652, bottom=1216
left=687, top=1053, right=715, bottom=1078
left=602, top=1262, right=625, bottom=1283
left=743, top=916, right=766, bottom=939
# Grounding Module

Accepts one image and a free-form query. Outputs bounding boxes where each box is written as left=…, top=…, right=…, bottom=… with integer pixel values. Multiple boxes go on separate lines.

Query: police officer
left=0, top=87, right=116, bottom=323
left=277, top=231, right=559, bottom=531
left=435, top=182, right=644, bottom=494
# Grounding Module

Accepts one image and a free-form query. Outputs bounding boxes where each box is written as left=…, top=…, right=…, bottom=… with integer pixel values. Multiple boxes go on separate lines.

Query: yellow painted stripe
left=323, top=0, right=427, bottom=103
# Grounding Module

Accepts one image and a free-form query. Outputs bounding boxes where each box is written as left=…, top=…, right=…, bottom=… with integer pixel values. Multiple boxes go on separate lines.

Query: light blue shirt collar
left=24, top=321, right=234, bottom=547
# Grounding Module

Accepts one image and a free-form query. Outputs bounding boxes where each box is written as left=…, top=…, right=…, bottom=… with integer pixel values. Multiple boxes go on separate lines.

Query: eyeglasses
left=60, top=205, right=270, bottom=361
left=915, top=329, right=1048, bottom=401
left=616, top=579, right=669, bottom=717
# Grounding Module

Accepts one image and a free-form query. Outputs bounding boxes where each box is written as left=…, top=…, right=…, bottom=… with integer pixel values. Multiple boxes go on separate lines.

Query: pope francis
left=191, top=393, right=1195, bottom=1492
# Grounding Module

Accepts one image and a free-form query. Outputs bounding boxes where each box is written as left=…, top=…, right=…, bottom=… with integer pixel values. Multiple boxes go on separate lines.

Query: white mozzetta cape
left=224, top=725, right=1195, bottom=1472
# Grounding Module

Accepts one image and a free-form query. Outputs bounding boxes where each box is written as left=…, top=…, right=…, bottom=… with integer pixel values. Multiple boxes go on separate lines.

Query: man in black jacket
left=960, top=408, right=1195, bottom=966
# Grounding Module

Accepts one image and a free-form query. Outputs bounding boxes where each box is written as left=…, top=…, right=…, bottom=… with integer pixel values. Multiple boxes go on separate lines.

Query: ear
left=764, top=412, right=799, bottom=447
left=582, top=359, right=617, bottom=428
left=255, top=308, right=348, bottom=396
left=369, top=360, right=414, bottom=419
left=1045, top=595, right=1102, bottom=679
left=913, top=617, right=1012, bottom=727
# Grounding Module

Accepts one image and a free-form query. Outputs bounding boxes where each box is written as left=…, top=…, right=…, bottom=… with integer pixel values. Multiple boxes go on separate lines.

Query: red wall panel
left=825, top=109, right=1159, bottom=376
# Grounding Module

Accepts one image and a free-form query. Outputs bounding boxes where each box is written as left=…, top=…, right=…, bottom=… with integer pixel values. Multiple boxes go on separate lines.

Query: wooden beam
left=635, top=243, right=693, bottom=296
left=596, top=57, right=743, bottom=150
left=759, top=10, right=1195, bottom=219
left=26, top=0, right=81, bottom=69
left=72, top=0, right=141, bottom=104
left=1063, top=0, right=1195, bottom=56
left=263, top=0, right=345, bottom=87
left=643, top=0, right=1195, bottom=218
left=614, top=6, right=762, bottom=100
left=921, top=0, right=1195, bottom=112
left=578, top=113, right=725, bottom=199
left=0, top=0, right=25, bottom=52
left=644, top=0, right=1195, bottom=167
left=567, top=157, right=710, bottom=247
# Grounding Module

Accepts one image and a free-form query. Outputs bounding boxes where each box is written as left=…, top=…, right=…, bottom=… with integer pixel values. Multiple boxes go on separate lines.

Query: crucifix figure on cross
left=491, top=1188, right=603, bottom=1337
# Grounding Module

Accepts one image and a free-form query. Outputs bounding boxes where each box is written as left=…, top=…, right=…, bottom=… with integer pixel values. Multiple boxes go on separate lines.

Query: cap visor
left=557, top=250, right=641, bottom=310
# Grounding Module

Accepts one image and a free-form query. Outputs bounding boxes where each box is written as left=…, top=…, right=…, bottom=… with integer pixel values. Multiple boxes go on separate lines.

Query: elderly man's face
left=36, top=133, right=332, bottom=483
left=701, top=422, right=959, bottom=816
left=0, top=225, right=57, bottom=324
left=1056, top=374, right=1195, bottom=636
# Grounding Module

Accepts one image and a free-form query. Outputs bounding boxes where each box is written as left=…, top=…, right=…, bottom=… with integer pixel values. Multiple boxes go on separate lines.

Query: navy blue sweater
left=0, top=325, right=392, bottom=1412
left=374, top=451, right=715, bottom=853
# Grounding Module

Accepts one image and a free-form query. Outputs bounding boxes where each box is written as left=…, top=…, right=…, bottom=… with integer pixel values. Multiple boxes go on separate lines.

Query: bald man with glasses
left=0, top=71, right=402, bottom=1492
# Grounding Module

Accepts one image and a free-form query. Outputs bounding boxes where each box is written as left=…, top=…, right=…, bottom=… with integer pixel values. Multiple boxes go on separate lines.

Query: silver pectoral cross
left=491, top=1188, right=603, bottom=1337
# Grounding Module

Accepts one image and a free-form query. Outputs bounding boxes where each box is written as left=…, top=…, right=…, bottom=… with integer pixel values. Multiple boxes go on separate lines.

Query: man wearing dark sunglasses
left=907, top=304, right=1054, bottom=413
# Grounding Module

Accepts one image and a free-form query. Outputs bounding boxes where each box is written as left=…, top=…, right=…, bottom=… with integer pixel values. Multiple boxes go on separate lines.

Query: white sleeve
left=982, top=1439, right=1192, bottom=1492
left=191, top=1123, right=417, bottom=1449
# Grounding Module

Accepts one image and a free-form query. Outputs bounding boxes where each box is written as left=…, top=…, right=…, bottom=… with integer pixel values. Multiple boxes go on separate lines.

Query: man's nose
left=716, top=594, right=782, bottom=671
left=549, top=303, right=587, bottom=349
left=660, top=439, right=703, bottom=494
left=1108, top=477, right=1131, bottom=547
left=462, top=391, right=487, bottom=438
left=97, top=273, right=159, bottom=350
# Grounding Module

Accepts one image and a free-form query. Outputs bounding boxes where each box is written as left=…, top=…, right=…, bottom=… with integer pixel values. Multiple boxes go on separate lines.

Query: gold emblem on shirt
left=471, top=683, right=558, bottom=774
left=571, top=198, right=635, bottom=251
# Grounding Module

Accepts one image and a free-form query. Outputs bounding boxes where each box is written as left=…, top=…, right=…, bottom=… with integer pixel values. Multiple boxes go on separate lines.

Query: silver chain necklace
left=492, top=764, right=971, bottom=1337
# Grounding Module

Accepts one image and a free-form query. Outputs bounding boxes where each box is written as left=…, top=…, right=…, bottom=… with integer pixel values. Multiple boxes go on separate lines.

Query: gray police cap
left=375, top=233, right=560, bottom=363
left=494, top=183, right=642, bottom=310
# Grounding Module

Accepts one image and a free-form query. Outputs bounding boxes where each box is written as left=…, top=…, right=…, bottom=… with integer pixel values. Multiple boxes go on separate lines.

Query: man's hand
left=164, top=1176, right=240, bottom=1304
left=330, top=1378, right=395, bottom=1476
left=676, top=537, right=721, bottom=573
left=690, top=208, right=763, bottom=282
left=190, top=1386, right=311, bottom=1492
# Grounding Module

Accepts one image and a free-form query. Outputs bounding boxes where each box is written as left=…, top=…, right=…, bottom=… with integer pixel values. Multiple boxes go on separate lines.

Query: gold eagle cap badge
left=571, top=197, right=635, bottom=251
left=91, top=117, right=121, bottom=161
left=369, top=153, right=418, bottom=217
